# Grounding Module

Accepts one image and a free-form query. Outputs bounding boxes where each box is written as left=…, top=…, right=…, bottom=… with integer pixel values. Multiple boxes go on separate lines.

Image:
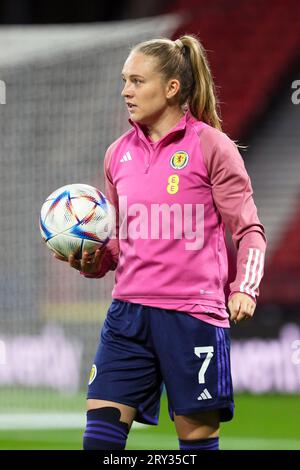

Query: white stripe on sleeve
left=240, top=248, right=254, bottom=294
left=249, top=251, right=264, bottom=297
left=240, top=248, right=264, bottom=298
left=245, top=248, right=260, bottom=295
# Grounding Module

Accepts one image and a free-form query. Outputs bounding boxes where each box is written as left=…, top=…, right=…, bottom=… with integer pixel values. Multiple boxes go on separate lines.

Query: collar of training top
left=128, top=111, right=194, bottom=145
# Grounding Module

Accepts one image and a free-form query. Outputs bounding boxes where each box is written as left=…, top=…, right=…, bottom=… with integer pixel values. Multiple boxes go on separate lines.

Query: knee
left=83, top=407, right=129, bottom=450
left=174, top=410, right=220, bottom=440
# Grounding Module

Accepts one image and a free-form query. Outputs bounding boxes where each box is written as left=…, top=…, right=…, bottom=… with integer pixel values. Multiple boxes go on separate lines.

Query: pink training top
left=84, top=112, right=266, bottom=328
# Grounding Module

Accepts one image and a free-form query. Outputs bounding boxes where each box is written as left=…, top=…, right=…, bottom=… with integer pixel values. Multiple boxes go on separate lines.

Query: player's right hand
left=53, top=247, right=106, bottom=275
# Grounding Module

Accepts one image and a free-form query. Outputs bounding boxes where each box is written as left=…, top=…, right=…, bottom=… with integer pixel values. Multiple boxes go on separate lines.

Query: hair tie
left=174, top=39, right=184, bottom=52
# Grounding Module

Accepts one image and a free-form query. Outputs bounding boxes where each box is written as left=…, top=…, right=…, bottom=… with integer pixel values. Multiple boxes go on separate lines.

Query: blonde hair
left=132, top=35, right=222, bottom=130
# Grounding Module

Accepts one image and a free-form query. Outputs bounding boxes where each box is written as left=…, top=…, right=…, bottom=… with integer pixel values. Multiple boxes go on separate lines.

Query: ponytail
left=180, top=35, right=222, bottom=130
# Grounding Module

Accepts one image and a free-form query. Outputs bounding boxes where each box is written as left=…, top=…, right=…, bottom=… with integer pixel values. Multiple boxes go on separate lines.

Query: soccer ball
left=39, top=183, right=114, bottom=259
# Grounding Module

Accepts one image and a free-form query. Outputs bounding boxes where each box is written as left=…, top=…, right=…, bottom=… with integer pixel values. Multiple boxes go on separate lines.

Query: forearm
left=229, top=230, right=266, bottom=301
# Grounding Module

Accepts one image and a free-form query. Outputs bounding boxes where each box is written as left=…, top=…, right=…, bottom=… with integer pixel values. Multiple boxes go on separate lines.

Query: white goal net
left=0, top=15, right=179, bottom=417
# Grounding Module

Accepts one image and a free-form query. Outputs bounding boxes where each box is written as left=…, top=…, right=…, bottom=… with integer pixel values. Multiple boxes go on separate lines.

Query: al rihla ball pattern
left=39, top=183, right=114, bottom=259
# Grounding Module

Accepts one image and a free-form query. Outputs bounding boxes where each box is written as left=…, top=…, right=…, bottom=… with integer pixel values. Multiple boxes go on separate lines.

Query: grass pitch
left=0, top=391, right=299, bottom=450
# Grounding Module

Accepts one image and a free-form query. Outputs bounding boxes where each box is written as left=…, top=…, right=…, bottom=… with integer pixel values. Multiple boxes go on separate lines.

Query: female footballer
left=55, top=35, right=266, bottom=450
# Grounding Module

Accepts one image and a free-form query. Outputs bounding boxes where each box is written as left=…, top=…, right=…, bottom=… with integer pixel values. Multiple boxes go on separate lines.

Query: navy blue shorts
left=87, top=300, right=234, bottom=425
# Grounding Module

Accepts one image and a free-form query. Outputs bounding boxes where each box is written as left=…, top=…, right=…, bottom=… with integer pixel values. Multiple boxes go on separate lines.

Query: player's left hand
left=228, top=292, right=256, bottom=323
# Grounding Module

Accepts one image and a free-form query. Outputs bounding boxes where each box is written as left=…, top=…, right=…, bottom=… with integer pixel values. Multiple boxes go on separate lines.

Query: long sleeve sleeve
left=81, top=144, right=120, bottom=279
left=201, top=126, right=267, bottom=301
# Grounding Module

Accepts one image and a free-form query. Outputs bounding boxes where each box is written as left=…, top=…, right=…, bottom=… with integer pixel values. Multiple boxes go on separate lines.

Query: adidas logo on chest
left=120, top=151, right=132, bottom=163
